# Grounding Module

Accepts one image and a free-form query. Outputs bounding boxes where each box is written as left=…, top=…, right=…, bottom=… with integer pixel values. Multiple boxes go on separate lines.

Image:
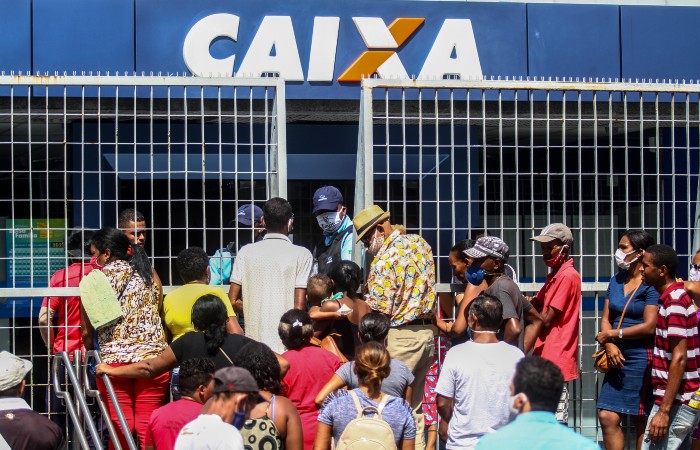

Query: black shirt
left=170, top=331, right=254, bottom=370
left=0, top=401, right=64, bottom=450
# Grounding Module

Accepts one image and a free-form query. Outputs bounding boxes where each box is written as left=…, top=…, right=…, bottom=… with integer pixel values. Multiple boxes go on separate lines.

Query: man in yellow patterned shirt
left=353, top=204, right=437, bottom=450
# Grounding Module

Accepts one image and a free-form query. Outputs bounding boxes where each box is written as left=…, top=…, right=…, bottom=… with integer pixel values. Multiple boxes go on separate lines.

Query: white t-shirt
left=174, top=414, right=244, bottom=450
left=435, top=341, right=524, bottom=450
left=230, top=233, right=313, bottom=353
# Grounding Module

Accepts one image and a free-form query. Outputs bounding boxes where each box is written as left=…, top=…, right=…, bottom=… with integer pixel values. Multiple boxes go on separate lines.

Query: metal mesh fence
left=355, top=78, right=700, bottom=446
left=0, top=74, right=287, bottom=436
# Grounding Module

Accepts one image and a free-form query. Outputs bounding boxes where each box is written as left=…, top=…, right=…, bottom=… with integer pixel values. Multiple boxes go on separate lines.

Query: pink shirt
left=145, top=399, right=202, bottom=450
left=532, top=258, right=582, bottom=381
left=282, top=346, right=341, bottom=450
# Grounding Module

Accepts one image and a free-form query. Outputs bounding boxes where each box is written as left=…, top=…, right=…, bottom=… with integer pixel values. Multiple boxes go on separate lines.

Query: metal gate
left=0, top=74, right=287, bottom=436
left=355, top=77, right=700, bottom=445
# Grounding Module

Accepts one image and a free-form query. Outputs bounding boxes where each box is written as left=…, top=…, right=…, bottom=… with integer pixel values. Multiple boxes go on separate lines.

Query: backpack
left=335, top=391, right=397, bottom=450
left=209, top=245, right=233, bottom=285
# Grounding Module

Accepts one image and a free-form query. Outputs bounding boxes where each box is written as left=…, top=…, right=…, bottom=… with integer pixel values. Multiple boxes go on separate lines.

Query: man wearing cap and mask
left=528, top=223, right=582, bottom=425
left=209, top=204, right=265, bottom=287
left=0, top=351, right=64, bottom=449
left=312, top=186, right=354, bottom=274
left=463, top=236, right=542, bottom=353
left=353, top=204, right=436, bottom=450
left=175, top=366, right=259, bottom=450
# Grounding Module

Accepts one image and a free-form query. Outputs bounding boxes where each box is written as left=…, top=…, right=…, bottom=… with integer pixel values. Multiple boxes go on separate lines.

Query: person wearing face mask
left=475, top=356, right=599, bottom=450
left=174, top=366, right=260, bottom=450
left=594, top=230, right=659, bottom=450
left=462, top=236, right=542, bottom=353
left=435, top=293, right=524, bottom=449
left=353, top=205, right=436, bottom=450
left=228, top=197, right=314, bottom=353
left=528, top=223, right=581, bottom=425
left=311, top=186, right=354, bottom=275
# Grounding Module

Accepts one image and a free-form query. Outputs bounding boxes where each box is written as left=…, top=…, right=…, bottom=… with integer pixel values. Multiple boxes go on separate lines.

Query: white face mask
left=366, top=230, right=384, bottom=255
left=316, top=211, right=343, bottom=233
left=614, top=248, right=639, bottom=270
left=690, top=267, right=700, bottom=282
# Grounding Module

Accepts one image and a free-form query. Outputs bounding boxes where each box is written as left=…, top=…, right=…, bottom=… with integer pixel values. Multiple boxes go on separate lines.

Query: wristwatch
left=618, top=329, right=623, bottom=339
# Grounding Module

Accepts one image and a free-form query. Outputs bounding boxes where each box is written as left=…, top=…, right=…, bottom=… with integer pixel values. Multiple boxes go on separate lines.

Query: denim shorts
left=642, top=403, right=700, bottom=450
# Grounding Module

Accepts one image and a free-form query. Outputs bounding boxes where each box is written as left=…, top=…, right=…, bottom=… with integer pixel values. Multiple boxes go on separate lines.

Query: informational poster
left=4, top=219, right=66, bottom=288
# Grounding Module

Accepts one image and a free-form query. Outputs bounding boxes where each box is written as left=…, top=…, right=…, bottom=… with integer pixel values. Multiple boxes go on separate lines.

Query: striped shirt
left=651, top=282, right=700, bottom=405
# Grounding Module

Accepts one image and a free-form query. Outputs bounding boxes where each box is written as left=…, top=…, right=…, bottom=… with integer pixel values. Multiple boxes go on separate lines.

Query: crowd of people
left=2, top=186, right=700, bottom=450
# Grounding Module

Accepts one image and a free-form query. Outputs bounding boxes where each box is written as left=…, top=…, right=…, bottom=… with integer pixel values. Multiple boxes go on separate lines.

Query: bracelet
left=618, top=328, right=623, bottom=339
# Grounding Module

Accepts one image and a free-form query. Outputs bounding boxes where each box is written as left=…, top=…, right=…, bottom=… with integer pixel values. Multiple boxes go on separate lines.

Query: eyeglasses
left=691, top=263, right=700, bottom=271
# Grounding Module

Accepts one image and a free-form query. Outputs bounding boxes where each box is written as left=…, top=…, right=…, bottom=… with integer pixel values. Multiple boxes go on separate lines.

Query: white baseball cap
left=0, top=351, right=32, bottom=391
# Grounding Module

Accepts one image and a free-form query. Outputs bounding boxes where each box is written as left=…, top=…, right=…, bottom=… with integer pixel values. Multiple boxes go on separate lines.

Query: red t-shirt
left=41, top=262, right=93, bottom=355
left=282, top=346, right=341, bottom=450
left=532, top=258, right=582, bottom=381
left=651, top=282, right=700, bottom=405
left=145, top=399, right=203, bottom=449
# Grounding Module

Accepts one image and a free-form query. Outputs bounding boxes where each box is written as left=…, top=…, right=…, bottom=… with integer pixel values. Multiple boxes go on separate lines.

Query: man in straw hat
left=353, top=204, right=436, bottom=450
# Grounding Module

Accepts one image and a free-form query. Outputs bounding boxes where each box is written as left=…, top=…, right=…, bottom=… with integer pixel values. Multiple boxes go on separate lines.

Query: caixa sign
left=183, top=14, right=482, bottom=82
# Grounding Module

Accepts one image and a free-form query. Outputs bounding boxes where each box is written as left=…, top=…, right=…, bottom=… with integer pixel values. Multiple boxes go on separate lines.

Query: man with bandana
left=528, top=223, right=582, bottom=425
left=311, top=186, right=354, bottom=275
left=353, top=204, right=436, bottom=450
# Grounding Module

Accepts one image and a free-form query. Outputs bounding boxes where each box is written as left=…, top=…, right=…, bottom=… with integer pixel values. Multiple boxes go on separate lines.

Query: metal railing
left=355, top=77, right=700, bottom=445
left=0, top=74, right=287, bottom=445
left=84, top=351, right=136, bottom=450
left=53, top=352, right=103, bottom=450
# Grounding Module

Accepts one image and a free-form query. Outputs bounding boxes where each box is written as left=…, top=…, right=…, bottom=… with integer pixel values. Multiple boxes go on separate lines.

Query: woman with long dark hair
left=233, top=341, right=304, bottom=450
left=96, top=295, right=287, bottom=377
left=81, top=227, right=167, bottom=449
left=595, top=230, right=659, bottom=450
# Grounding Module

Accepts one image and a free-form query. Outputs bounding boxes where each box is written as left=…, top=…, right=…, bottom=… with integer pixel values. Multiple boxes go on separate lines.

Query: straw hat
left=353, top=205, right=391, bottom=242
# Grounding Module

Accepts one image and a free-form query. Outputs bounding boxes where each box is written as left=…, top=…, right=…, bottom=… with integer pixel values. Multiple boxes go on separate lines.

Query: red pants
left=97, top=365, right=169, bottom=450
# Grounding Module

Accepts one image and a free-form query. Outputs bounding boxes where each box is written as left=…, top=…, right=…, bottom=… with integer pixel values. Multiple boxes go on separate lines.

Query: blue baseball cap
left=313, top=186, right=343, bottom=214
left=235, top=204, right=263, bottom=227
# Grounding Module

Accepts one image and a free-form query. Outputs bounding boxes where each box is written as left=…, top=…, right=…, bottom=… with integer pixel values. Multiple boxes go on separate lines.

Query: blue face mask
left=465, top=263, right=485, bottom=286
left=231, top=410, right=247, bottom=429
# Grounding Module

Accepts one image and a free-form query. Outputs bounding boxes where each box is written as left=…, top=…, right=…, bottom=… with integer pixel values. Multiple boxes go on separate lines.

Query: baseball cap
left=234, top=204, right=263, bottom=227
left=0, top=351, right=32, bottom=391
left=464, top=236, right=510, bottom=261
left=530, top=223, right=574, bottom=247
left=213, top=367, right=259, bottom=394
left=313, top=186, right=343, bottom=214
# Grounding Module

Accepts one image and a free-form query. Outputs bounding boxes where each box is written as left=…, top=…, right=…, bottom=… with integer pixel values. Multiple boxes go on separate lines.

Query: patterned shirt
left=651, top=282, right=700, bottom=405
left=364, top=230, right=436, bottom=326
left=98, top=260, right=167, bottom=364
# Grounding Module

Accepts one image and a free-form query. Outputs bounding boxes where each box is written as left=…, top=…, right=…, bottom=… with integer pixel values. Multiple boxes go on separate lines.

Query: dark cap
left=213, top=367, right=259, bottom=394
left=464, top=236, right=510, bottom=261
left=313, top=186, right=343, bottom=214
left=235, top=204, right=263, bottom=227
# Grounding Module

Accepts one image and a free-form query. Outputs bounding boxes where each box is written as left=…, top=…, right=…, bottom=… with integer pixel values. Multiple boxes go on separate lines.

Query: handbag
left=592, top=282, right=641, bottom=373
left=311, top=334, right=349, bottom=364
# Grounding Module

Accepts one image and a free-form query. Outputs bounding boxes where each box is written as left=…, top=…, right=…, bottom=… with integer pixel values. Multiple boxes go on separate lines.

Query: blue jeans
left=642, top=403, right=700, bottom=450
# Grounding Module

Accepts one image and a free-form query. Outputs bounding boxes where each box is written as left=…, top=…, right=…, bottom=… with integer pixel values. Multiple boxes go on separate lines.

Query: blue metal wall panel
left=33, top=0, right=134, bottom=73
left=621, top=6, right=700, bottom=81
left=528, top=4, right=620, bottom=80
left=0, top=0, right=31, bottom=73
